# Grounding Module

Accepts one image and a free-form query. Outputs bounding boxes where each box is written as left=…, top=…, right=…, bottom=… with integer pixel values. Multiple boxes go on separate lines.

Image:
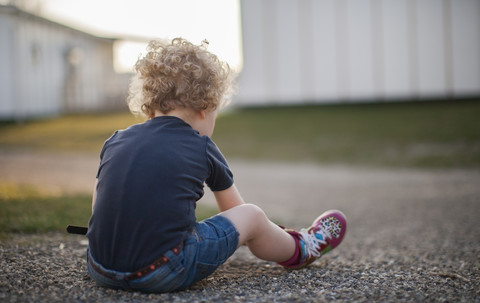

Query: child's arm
left=92, top=179, right=98, bottom=212
left=213, top=184, right=245, bottom=212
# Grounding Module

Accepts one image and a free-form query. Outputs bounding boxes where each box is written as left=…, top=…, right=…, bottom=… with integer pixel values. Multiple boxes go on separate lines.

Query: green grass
left=0, top=184, right=92, bottom=236
left=214, top=100, right=480, bottom=168
left=1, top=100, right=479, bottom=168
left=0, top=112, right=145, bottom=153
left=0, top=183, right=217, bottom=237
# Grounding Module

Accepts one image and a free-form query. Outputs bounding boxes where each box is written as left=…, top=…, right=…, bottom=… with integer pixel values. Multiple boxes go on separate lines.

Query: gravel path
left=1, top=151, right=479, bottom=302
left=1, top=229, right=478, bottom=303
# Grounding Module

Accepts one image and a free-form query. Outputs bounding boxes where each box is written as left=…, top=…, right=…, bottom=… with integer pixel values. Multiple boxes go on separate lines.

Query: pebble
left=1, top=232, right=479, bottom=302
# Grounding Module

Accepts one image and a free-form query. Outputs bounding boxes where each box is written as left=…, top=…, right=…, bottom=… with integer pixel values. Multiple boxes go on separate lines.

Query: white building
left=236, top=0, right=480, bottom=106
left=0, top=5, right=130, bottom=121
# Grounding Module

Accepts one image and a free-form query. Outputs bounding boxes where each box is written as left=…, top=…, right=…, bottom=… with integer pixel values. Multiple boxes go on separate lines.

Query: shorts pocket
left=129, top=255, right=186, bottom=293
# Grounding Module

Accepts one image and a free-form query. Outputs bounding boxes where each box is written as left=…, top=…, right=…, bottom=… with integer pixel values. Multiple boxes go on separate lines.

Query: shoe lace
left=298, top=226, right=332, bottom=258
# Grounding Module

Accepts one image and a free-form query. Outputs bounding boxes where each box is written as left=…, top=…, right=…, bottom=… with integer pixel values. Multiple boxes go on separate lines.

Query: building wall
left=237, top=0, right=480, bottom=106
left=0, top=5, right=129, bottom=121
left=0, top=12, right=16, bottom=118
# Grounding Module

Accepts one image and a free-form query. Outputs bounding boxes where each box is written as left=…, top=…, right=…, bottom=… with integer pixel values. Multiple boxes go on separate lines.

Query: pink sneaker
left=283, top=210, right=347, bottom=269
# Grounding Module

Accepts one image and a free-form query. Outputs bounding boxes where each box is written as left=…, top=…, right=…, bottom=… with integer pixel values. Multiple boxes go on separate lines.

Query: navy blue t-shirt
left=87, top=116, right=233, bottom=272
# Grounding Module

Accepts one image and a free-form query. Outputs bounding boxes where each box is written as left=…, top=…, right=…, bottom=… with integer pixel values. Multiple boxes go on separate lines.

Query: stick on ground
left=66, top=225, right=88, bottom=235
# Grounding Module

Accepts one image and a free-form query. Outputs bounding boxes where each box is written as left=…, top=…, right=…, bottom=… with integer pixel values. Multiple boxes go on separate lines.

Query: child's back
left=88, top=116, right=232, bottom=272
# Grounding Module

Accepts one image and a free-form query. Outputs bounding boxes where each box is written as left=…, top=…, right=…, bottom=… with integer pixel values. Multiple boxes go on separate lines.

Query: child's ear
left=199, top=110, right=206, bottom=120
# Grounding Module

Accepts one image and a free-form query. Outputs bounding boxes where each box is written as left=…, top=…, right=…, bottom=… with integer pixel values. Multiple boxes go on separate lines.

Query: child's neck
left=154, top=108, right=196, bottom=123
left=154, top=108, right=206, bottom=135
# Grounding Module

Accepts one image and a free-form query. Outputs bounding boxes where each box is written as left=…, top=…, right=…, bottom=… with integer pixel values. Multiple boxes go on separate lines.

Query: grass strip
left=1, top=100, right=479, bottom=168
left=214, top=100, right=480, bottom=168
left=0, top=183, right=217, bottom=236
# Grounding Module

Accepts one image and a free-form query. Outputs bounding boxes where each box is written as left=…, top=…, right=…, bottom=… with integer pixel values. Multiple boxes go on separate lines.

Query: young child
left=86, top=38, right=347, bottom=293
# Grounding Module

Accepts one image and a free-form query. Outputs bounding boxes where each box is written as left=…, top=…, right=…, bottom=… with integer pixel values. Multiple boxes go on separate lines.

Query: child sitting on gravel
left=86, top=38, right=347, bottom=293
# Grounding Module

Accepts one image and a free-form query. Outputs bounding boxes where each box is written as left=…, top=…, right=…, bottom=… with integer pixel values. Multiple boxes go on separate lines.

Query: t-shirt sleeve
left=205, top=138, right=234, bottom=191
left=96, top=131, right=119, bottom=179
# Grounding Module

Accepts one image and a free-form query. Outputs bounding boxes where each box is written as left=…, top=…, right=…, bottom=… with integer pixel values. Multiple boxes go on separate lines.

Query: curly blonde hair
left=127, top=38, right=235, bottom=117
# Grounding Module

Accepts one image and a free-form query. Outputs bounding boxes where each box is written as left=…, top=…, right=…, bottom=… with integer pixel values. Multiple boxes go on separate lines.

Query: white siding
left=416, top=0, right=447, bottom=97
left=236, top=0, right=268, bottom=104
left=311, top=0, right=338, bottom=101
left=383, top=0, right=410, bottom=98
left=451, top=0, right=480, bottom=95
left=275, top=0, right=302, bottom=103
left=346, top=0, right=375, bottom=100
left=0, top=5, right=129, bottom=121
left=237, top=0, right=480, bottom=105
left=0, top=17, right=14, bottom=118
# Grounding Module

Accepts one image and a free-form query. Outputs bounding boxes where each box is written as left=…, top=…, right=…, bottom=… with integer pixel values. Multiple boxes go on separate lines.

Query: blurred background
left=1, top=0, right=479, bottom=120
left=0, top=0, right=479, bottom=233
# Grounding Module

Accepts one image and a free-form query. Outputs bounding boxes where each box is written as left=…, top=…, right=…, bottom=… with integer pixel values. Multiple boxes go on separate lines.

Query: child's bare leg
left=220, top=204, right=295, bottom=263
left=221, top=204, right=348, bottom=269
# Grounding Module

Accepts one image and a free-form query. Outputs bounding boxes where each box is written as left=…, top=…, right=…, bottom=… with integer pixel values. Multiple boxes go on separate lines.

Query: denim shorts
left=86, top=215, right=239, bottom=293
